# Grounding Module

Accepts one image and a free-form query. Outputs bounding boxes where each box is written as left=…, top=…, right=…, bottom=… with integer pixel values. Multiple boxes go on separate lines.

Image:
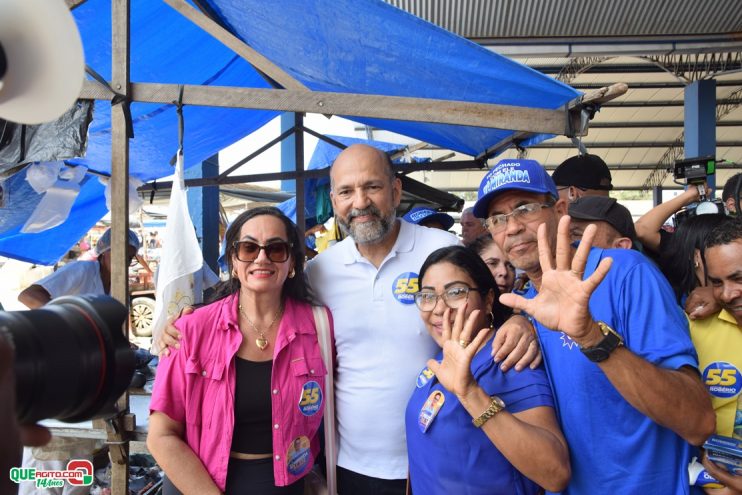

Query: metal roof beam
left=543, top=162, right=741, bottom=170
left=590, top=121, right=742, bottom=128
left=572, top=81, right=742, bottom=90
left=532, top=62, right=742, bottom=74
left=643, top=52, right=742, bottom=82
left=604, top=98, right=742, bottom=108
left=357, top=120, right=742, bottom=131
left=531, top=141, right=742, bottom=149
left=479, top=37, right=742, bottom=58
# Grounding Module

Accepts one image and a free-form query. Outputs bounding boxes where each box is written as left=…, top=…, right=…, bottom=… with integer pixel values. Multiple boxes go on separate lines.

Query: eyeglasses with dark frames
left=413, top=285, right=484, bottom=312
left=484, top=201, right=554, bottom=234
left=233, top=240, right=292, bottom=263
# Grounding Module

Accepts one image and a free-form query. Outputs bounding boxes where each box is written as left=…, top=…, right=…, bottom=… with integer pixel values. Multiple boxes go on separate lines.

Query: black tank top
left=231, top=357, right=273, bottom=454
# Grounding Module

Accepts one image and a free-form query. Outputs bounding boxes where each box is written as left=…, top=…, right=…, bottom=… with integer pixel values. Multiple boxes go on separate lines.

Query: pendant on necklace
left=256, top=337, right=269, bottom=351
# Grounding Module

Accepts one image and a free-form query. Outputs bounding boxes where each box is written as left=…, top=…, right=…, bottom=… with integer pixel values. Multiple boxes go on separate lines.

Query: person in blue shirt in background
left=406, top=245, right=570, bottom=495
left=472, top=158, right=715, bottom=494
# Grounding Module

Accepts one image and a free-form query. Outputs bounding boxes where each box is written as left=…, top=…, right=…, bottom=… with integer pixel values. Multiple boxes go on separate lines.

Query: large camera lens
left=0, top=295, right=135, bottom=424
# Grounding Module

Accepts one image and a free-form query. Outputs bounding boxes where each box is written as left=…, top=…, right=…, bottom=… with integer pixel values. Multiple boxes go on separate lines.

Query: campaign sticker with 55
left=9, top=459, right=94, bottom=489
left=392, top=272, right=419, bottom=305
left=703, top=361, right=741, bottom=398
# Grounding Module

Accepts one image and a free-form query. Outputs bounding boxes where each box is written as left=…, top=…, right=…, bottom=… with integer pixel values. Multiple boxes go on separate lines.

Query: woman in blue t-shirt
left=405, top=246, right=570, bottom=494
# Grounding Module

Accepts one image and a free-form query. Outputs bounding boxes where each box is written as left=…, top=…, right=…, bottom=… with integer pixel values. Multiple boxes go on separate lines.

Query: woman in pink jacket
left=148, top=207, right=332, bottom=495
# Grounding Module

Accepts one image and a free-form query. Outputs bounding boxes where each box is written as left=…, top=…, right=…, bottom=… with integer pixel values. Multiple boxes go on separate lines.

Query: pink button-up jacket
left=150, top=293, right=332, bottom=491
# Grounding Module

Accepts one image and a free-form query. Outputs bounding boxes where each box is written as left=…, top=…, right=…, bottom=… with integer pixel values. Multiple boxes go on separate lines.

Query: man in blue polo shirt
left=472, top=158, right=716, bottom=494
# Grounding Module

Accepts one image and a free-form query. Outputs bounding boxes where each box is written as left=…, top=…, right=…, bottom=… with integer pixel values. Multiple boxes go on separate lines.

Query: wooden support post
left=80, top=80, right=572, bottom=135
left=109, top=0, right=131, bottom=493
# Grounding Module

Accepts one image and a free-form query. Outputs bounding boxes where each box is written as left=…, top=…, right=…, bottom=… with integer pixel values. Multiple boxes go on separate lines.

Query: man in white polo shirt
left=305, top=144, right=458, bottom=494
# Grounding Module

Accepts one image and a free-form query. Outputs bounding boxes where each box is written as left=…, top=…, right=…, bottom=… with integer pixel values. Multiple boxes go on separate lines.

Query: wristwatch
left=472, top=395, right=506, bottom=427
left=579, top=321, right=624, bottom=363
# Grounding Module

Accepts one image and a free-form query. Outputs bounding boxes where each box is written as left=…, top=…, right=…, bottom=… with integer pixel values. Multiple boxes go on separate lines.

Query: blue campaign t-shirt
left=526, top=247, right=699, bottom=495
left=405, top=336, right=554, bottom=495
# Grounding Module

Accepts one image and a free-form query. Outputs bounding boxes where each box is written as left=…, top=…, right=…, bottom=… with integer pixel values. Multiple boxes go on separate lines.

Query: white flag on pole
left=150, top=149, right=210, bottom=352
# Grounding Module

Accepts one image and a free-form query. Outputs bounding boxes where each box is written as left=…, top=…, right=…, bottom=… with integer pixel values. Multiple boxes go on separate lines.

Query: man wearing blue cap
left=402, top=206, right=455, bottom=231
left=472, top=158, right=715, bottom=494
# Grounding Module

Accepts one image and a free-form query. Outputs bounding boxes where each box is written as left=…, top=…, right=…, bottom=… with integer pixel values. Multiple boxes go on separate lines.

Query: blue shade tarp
left=0, top=0, right=579, bottom=264
left=0, top=0, right=280, bottom=264
left=204, top=0, right=579, bottom=156
left=67, top=0, right=279, bottom=182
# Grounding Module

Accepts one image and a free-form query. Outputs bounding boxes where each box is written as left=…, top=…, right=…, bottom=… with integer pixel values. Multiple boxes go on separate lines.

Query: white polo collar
left=339, top=218, right=415, bottom=265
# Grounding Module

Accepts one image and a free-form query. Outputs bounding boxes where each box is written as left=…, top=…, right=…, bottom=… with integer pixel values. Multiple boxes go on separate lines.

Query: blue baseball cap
left=402, top=207, right=455, bottom=231
left=472, top=158, right=558, bottom=218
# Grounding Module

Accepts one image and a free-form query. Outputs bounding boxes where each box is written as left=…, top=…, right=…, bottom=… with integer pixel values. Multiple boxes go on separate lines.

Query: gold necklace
left=238, top=303, right=283, bottom=351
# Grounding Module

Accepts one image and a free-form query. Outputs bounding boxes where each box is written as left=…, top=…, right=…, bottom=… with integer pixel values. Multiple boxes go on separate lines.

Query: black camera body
left=0, top=295, right=135, bottom=424
left=673, top=155, right=716, bottom=185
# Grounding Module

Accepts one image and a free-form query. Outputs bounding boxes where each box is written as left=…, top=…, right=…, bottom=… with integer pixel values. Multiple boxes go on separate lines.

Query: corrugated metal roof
left=386, top=0, right=742, bottom=40
left=382, top=0, right=742, bottom=191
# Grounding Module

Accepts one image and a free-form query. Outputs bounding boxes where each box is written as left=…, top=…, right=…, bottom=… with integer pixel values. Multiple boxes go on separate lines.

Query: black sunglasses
left=233, top=240, right=292, bottom=263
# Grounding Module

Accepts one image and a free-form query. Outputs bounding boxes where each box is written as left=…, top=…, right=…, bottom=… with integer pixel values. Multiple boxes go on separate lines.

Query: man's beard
left=337, top=205, right=396, bottom=244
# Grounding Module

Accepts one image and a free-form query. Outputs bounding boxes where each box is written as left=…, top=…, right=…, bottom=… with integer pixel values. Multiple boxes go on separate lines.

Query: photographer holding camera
left=0, top=338, right=51, bottom=495
left=635, top=183, right=710, bottom=254
left=635, top=157, right=731, bottom=320
left=637, top=190, right=724, bottom=320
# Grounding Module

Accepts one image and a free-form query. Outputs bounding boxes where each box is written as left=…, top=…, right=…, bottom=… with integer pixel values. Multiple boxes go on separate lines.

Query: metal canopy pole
left=109, top=0, right=132, bottom=493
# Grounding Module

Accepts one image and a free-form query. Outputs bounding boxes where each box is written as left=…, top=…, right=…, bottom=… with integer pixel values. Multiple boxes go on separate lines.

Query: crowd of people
left=4, top=144, right=742, bottom=495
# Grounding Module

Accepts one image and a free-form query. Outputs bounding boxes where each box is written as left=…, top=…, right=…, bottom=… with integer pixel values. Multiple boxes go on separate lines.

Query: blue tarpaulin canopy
left=0, top=0, right=579, bottom=265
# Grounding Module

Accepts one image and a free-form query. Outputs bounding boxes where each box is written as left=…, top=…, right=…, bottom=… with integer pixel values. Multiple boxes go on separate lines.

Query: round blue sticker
left=416, top=366, right=435, bottom=388
left=287, top=436, right=311, bottom=475
left=298, top=381, right=323, bottom=416
left=392, top=272, right=419, bottom=305
left=702, top=361, right=742, bottom=398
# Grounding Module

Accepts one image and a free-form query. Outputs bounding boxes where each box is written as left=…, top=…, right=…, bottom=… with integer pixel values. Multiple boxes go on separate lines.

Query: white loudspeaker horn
left=0, top=0, right=85, bottom=125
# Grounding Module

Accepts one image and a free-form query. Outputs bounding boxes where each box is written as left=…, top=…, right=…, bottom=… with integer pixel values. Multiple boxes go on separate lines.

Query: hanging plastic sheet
left=0, top=101, right=92, bottom=170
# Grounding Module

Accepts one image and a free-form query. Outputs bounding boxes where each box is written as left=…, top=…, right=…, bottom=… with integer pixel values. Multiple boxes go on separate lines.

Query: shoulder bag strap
left=312, top=305, right=337, bottom=495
